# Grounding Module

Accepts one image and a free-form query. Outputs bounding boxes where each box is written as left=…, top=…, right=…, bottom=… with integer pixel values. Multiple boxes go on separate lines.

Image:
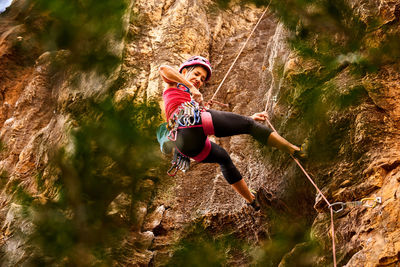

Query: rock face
left=0, top=0, right=399, bottom=266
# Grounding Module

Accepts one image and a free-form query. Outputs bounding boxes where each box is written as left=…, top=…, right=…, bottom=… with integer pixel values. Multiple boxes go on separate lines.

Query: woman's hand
left=190, top=87, right=204, bottom=106
left=250, top=111, right=268, bottom=121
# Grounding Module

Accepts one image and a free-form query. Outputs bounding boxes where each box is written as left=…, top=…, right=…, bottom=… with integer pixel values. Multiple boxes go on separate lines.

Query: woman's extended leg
left=208, top=109, right=299, bottom=154
left=267, top=132, right=299, bottom=155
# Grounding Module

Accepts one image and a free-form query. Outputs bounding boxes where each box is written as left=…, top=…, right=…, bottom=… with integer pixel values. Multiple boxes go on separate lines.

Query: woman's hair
left=182, top=66, right=195, bottom=77
left=182, top=65, right=206, bottom=78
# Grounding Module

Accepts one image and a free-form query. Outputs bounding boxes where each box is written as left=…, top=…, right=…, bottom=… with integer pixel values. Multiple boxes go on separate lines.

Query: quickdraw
left=166, top=83, right=204, bottom=176
left=329, top=197, right=382, bottom=214
left=165, top=100, right=200, bottom=176
left=167, top=100, right=202, bottom=142
left=167, top=148, right=191, bottom=176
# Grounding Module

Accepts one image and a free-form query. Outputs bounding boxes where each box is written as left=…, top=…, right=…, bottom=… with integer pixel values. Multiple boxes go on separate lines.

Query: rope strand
left=207, top=3, right=337, bottom=266
left=210, top=4, right=271, bottom=101
left=266, top=117, right=337, bottom=267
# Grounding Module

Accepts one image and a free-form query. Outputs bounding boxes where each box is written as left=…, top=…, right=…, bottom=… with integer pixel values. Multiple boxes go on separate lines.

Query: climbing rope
left=206, top=4, right=386, bottom=265
left=210, top=3, right=271, bottom=103
left=264, top=118, right=337, bottom=267
left=207, top=4, right=340, bottom=266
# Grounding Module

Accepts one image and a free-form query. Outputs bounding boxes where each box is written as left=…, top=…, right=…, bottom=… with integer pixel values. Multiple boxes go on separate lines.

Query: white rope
left=210, top=4, right=271, bottom=101
left=209, top=3, right=338, bottom=266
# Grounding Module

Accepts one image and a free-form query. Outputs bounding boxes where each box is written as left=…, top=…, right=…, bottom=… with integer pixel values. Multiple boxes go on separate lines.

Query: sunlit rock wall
left=120, top=1, right=317, bottom=265
left=0, top=0, right=399, bottom=266
left=123, top=0, right=400, bottom=266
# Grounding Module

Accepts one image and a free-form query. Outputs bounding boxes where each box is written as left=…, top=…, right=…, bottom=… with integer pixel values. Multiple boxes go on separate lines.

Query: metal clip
left=177, top=83, right=191, bottom=93
left=330, top=202, right=346, bottom=213
left=167, top=129, right=177, bottom=141
left=194, top=110, right=201, bottom=124
left=183, top=116, right=189, bottom=126
left=187, top=101, right=195, bottom=108
left=167, top=164, right=179, bottom=176
left=360, top=197, right=382, bottom=208
left=188, top=115, right=195, bottom=125
left=330, top=197, right=382, bottom=213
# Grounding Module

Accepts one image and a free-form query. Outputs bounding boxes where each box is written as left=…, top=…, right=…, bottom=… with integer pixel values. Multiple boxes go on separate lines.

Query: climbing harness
left=165, top=83, right=216, bottom=176
left=330, top=197, right=382, bottom=213
left=167, top=83, right=203, bottom=142
left=165, top=83, right=202, bottom=176
left=166, top=100, right=202, bottom=141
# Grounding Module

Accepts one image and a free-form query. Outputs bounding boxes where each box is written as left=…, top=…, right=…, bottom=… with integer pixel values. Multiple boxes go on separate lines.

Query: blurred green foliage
left=5, top=0, right=399, bottom=265
left=11, top=96, right=161, bottom=265
left=166, top=221, right=245, bottom=266
left=255, top=210, right=322, bottom=266
left=5, top=0, right=167, bottom=264
left=165, top=211, right=322, bottom=266
left=22, top=0, right=128, bottom=74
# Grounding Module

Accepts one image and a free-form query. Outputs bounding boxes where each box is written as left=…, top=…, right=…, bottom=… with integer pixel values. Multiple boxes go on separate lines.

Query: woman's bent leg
left=231, top=179, right=255, bottom=203
left=202, top=141, right=254, bottom=203
left=202, top=141, right=241, bottom=184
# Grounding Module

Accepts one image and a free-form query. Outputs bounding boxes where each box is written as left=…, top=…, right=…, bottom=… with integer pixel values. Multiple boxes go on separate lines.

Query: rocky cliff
left=0, top=0, right=399, bottom=266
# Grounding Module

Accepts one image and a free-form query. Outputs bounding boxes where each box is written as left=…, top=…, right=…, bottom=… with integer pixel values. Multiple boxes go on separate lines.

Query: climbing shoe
left=292, top=139, right=309, bottom=161
left=247, top=199, right=260, bottom=211
left=247, top=188, right=260, bottom=211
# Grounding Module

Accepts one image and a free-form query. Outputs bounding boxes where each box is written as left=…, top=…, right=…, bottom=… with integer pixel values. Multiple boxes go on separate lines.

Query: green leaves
left=25, top=0, right=128, bottom=74
left=11, top=96, right=162, bottom=264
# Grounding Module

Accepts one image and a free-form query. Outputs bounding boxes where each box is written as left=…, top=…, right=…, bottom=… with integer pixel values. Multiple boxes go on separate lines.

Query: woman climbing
left=159, top=55, right=305, bottom=210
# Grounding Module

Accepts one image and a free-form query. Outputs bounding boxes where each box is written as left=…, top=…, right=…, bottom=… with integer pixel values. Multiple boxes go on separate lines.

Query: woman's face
left=182, top=66, right=208, bottom=89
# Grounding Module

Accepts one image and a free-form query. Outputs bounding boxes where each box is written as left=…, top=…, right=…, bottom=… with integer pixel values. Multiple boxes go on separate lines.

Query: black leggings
left=175, top=109, right=273, bottom=184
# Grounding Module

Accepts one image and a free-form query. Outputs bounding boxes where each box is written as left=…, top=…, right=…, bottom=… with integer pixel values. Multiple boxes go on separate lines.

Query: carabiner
left=361, top=197, right=382, bottom=208
left=182, top=116, right=189, bottom=127
left=193, top=111, right=199, bottom=124
left=177, top=83, right=191, bottom=93
left=330, top=202, right=346, bottom=213
left=196, top=110, right=201, bottom=123
left=187, top=101, right=194, bottom=109
left=188, top=116, right=195, bottom=125
left=167, top=130, right=177, bottom=141
left=178, top=116, right=185, bottom=127
left=167, top=164, right=179, bottom=177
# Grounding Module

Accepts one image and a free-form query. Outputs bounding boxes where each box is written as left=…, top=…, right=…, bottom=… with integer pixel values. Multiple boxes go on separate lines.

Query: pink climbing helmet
left=178, top=56, right=212, bottom=81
